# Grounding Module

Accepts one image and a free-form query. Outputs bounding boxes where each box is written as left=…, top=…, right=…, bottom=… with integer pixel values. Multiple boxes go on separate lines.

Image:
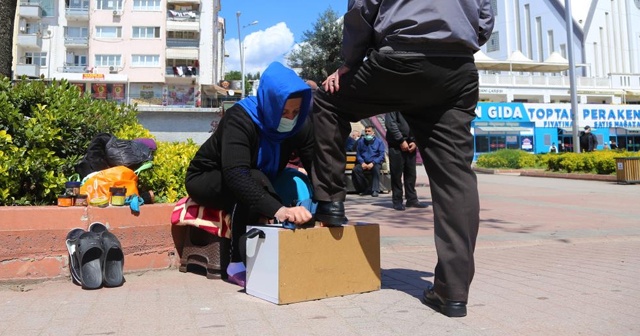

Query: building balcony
left=64, top=36, right=89, bottom=48
left=166, top=38, right=198, bottom=48
left=166, top=66, right=198, bottom=77
left=19, top=1, right=42, bottom=18
left=167, top=10, right=200, bottom=32
left=65, top=6, right=89, bottom=20
left=16, top=33, right=42, bottom=48
left=15, top=63, right=41, bottom=78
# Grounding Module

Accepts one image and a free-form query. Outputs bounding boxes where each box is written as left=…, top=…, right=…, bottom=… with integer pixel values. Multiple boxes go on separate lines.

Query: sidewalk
left=1, top=172, right=639, bottom=335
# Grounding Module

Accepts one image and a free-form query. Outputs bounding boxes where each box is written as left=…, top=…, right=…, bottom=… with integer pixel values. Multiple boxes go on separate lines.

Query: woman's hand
left=274, top=206, right=313, bottom=225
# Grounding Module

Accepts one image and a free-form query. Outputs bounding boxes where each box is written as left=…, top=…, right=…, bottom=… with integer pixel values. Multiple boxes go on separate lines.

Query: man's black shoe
left=371, top=191, right=379, bottom=197
left=392, top=203, right=405, bottom=211
left=421, top=287, right=467, bottom=318
left=315, top=201, right=346, bottom=226
left=406, top=201, right=428, bottom=208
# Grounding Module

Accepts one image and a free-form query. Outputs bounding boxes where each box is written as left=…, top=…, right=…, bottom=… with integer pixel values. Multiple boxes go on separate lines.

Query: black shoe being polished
left=315, top=201, right=346, bottom=226
left=422, top=287, right=467, bottom=318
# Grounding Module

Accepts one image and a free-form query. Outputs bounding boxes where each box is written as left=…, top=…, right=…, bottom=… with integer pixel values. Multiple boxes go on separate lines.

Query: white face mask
left=277, top=115, right=298, bottom=133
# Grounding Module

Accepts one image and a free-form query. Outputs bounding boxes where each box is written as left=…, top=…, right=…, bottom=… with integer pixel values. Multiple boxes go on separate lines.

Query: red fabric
left=170, top=197, right=231, bottom=238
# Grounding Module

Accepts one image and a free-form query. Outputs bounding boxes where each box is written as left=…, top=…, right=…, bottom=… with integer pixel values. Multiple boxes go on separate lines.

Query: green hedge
left=0, top=77, right=197, bottom=205
left=476, top=148, right=637, bottom=174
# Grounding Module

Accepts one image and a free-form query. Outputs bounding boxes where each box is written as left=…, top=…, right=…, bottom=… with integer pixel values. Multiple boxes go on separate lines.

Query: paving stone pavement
left=1, top=172, right=639, bottom=336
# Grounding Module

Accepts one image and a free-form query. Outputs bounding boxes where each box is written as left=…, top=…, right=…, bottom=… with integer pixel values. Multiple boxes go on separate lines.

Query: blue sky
left=219, top=0, right=347, bottom=75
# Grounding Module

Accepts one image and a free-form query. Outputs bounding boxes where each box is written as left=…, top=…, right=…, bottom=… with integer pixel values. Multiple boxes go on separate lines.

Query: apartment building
left=13, top=0, right=224, bottom=108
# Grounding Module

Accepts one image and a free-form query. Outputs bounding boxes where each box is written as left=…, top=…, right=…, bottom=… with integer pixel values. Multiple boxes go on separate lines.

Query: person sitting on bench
left=185, top=62, right=314, bottom=287
left=352, top=126, right=386, bottom=197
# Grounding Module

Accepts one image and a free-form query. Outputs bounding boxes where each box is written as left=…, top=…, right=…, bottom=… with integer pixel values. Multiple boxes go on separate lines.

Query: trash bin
left=615, top=157, right=640, bottom=184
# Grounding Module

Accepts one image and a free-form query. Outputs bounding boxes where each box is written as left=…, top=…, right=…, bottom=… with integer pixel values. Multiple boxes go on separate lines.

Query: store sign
left=476, top=102, right=640, bottom=128
left=83, top=73, right=105, bottom=80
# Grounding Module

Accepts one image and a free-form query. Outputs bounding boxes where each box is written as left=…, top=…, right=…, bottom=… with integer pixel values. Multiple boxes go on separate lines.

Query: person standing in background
left=580, top=125, right=598, bottom=152
left=310, top=0, right=494, bottom=318
left=385, top=112, right=428, bottom=210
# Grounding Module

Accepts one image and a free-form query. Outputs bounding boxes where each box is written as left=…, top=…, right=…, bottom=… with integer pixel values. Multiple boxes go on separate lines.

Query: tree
left=0, top=0, right=17, bottom=78
left=287, top=8, right=343, bottom=84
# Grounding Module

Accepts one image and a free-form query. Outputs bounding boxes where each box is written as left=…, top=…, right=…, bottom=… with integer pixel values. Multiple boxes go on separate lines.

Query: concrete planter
left=0, top=203, right=181, bottom=282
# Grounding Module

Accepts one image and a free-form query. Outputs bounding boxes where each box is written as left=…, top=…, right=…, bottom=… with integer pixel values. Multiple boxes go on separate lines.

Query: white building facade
left=13, top=0, right=225, bottom=108
left=474, top=0, right=640, bottom=154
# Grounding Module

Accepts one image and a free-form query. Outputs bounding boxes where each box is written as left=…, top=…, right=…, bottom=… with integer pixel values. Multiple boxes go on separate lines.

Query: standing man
left=310, top=1, right=494, bottom=318
left=580, top=125, right=598, bottom=152
left=385, top=112, right=428, bottom=210
left=352, top=126, right=385, bottom=197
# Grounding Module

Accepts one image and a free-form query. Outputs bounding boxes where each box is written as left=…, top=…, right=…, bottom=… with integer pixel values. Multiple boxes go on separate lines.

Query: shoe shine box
left=245, top=223, right=381, bottom=305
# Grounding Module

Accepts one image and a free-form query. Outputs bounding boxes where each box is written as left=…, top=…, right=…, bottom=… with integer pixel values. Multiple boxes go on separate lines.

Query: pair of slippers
left=66, top=222, right=125, bottom=289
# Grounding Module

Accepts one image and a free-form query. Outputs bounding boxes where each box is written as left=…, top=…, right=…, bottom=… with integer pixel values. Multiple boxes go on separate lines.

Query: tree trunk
left=0, top=0, right=18, bottom=79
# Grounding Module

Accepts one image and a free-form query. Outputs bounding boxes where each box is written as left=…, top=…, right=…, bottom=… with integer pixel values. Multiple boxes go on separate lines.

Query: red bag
left=170, top=197, right=231, bottom=238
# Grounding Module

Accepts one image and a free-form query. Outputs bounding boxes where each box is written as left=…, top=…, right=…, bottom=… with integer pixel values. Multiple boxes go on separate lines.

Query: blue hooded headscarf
left=236, top=62, right=313, bottom=180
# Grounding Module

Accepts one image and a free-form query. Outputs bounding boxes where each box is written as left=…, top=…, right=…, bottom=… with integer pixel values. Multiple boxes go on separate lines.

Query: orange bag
left=80, top=162, right=152, bottom=203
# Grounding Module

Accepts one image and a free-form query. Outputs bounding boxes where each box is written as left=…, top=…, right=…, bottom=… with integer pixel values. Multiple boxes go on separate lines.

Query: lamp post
left=236, top=11, right=257, bottom=99
left=564, top=0, right=580, bottom=153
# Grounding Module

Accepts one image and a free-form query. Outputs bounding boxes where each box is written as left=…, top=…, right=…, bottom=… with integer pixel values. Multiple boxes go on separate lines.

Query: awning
left=166, top=48, right=198, bottom=60
left=478, top=126, right=532, bottom=132
left=202, top=84, right=229, bottom=96
left=623, top=90, right=640, bottom=96
left=475, top=50, right=571, bottom=73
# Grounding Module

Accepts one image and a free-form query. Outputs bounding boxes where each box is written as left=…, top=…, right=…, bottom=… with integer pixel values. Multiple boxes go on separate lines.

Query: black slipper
left=100, top=230, right=125, bottom=287
left=75, top=231, right=104, bottom=289
left=65, top=228, right=85, bottom=286
left=88, top=222, right=108, bottom=234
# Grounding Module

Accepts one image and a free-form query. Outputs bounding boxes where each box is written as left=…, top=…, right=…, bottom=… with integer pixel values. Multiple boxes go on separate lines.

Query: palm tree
left=0, top=0, right=18, bottom=78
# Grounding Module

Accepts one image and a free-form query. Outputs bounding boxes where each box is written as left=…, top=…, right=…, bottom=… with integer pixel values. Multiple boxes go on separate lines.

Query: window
left=487, top=31, right=500, bottom=52
left=132, top=27, right=160, bottom=38
left=24, top=22, right=40, bottom=34
left=95, top=54, right=122, bottom=67
left=39, top=0, right=54, bottom=16
left=65, top=26, right=89, bottom=38
left=132, top=55, right=160, bottom=67
left=95, top=26, right=122, bottom=38
left=24, top=52, right=47, bottom=66
left=97, top=0, right=122, bottom=10
left=133, top=0, right=161, bottom=10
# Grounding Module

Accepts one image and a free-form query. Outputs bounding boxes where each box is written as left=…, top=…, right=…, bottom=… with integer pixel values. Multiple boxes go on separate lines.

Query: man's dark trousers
left=388, top=146, right=418, bottom=205
left=311, top=49, right=480, bottom=302
left=351, top=162, right=381, bottom=194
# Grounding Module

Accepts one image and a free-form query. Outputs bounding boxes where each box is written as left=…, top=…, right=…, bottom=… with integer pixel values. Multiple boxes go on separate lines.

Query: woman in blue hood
left=185, top=62, right=314, bottom=287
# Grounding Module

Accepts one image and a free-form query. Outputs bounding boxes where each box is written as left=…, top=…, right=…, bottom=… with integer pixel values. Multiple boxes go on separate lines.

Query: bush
left=0, top=77, right=147, bottom=205
left=476, top=149, right=539, bottom=169
left=138, top=140, right=199, bottom=203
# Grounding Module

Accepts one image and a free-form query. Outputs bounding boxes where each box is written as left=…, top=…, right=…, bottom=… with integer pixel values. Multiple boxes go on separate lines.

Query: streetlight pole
left=236, top=11, right=257, bottom=99
left=565, top=0, right=581, bottom=153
